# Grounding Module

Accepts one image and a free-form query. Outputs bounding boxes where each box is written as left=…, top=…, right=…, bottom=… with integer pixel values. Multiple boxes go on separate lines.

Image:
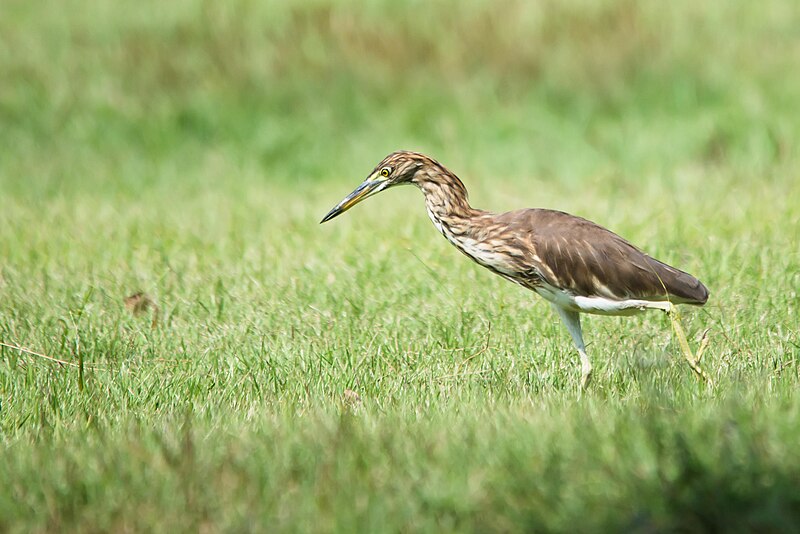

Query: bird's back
left=486, top=209, right=709, bottom=305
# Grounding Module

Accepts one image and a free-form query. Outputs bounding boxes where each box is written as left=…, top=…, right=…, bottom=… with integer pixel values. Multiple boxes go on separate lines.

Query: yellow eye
left=380, top=167, right=391, bottom=177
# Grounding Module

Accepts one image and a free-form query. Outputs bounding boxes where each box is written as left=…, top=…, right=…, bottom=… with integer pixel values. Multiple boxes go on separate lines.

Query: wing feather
left=494, top=209, right=708, bottom=304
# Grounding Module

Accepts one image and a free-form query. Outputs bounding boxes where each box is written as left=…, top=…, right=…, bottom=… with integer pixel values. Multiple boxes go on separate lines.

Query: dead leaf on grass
left=124, top=291, right=160, bottom=328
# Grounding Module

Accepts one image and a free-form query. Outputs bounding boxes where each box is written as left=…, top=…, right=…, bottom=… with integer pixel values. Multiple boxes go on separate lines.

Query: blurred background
left=2, top=0, right=796, bottom=197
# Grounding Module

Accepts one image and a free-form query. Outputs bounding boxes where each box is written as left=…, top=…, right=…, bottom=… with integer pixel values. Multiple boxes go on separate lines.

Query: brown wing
left=495, top=209, right=709, bottom=304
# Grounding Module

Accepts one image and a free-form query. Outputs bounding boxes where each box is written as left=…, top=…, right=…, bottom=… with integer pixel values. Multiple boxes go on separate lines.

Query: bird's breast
left=439, top=227, right=520, bottom=278
left=426, top=208, right=538, bottom=288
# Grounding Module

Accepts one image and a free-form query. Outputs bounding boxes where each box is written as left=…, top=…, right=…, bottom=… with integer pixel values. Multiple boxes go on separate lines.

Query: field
left=1, top=0, right=799, bottom=531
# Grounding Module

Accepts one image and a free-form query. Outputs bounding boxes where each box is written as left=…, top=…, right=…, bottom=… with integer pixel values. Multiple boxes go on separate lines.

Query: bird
left=320, top=151, right=710, bottom=388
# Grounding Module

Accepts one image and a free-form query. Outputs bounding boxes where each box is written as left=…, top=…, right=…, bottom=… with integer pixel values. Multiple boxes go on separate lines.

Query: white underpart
left=535, top=281, right=672, bottom=316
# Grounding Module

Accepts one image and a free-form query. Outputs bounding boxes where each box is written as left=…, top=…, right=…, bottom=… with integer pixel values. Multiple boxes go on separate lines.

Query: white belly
left=534, top=282, right=672, bottom=316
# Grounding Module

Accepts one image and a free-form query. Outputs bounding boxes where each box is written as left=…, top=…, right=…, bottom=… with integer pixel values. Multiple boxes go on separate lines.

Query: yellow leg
left=667, top=304, right=713, bottom=386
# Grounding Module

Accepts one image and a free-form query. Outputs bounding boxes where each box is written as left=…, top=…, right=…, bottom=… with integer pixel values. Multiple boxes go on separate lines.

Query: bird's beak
left=320, top=175, right=389, bottom=223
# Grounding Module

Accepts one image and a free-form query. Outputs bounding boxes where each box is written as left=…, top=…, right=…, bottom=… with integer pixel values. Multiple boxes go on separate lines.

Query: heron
left=321, top=151, right=710, bottom=388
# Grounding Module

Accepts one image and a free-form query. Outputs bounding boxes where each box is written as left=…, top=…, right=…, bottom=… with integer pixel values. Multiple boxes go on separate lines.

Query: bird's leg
left=552, top=305, right=592, bottom=389
left=665, top=303, right=713, bottom=386
left=695, top=328, right=711, bottom=363
left=578, top=348, right=592, bottom=390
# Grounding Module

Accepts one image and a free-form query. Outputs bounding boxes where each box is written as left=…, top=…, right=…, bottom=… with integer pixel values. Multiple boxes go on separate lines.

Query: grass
left=1, top=0, right=799, bottom=531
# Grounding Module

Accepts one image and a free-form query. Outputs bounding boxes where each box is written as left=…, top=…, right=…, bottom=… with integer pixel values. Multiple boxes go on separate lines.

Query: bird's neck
left=413, top=172, right=483, bottom=239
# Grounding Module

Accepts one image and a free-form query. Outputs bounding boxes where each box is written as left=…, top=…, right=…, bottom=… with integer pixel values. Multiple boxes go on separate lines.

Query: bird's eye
left=380, top=167, right=391, bottom=177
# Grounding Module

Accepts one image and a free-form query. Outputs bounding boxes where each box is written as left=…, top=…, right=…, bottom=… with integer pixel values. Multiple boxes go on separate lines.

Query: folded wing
left=496, top=209, right=708, bottom=304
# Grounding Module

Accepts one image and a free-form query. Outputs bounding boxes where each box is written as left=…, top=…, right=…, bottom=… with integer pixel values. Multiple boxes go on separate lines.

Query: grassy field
left=1, top=0, right=799, bottom=531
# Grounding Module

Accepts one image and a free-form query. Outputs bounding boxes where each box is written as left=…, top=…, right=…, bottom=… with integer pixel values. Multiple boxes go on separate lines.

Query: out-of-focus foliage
left=1, top=0, right=796, bottom=190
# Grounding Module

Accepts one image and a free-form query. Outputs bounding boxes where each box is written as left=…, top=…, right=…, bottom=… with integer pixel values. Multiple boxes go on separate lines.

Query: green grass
left=2, top=0, right=800, bottom=531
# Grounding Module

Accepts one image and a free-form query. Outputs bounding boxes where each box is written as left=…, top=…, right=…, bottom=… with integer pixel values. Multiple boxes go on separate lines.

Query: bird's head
left=320, top=151, right=436, bottom=223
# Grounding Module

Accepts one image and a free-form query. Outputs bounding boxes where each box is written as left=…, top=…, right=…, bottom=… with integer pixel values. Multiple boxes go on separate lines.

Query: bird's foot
left=580, top=363, right=593, bottom=390
left=668, top=305, right=714, bottom=387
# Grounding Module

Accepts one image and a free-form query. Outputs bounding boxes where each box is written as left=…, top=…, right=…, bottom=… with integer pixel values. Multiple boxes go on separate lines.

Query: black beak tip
left=320, top=210, right=338, bottom=224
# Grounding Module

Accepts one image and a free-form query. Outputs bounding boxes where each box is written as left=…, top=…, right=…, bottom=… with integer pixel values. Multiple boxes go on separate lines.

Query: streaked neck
left=414, top=173, right=483, bottom=239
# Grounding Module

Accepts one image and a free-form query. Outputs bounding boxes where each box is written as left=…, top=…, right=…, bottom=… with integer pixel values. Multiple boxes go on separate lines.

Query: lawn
left=1, top=0, right=799, bottom=531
